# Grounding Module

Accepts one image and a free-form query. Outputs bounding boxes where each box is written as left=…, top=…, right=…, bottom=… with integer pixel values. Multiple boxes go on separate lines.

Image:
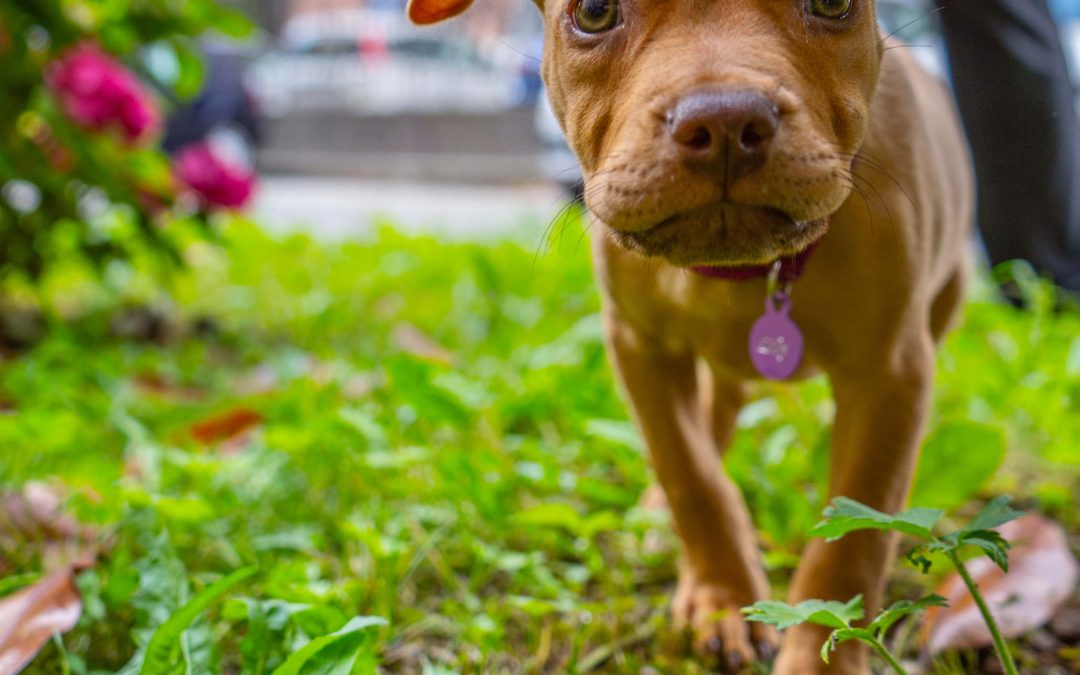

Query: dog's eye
left=809, top=0, right=851, bottom=19
left=571, top=0, right=621, bottom=34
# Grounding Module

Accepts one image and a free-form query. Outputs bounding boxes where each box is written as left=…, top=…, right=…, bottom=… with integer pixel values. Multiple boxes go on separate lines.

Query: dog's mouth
left=609, top=201, right=828, bottom=268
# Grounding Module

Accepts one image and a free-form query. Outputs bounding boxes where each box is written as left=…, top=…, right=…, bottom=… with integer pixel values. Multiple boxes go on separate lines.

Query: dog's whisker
left=883, top=43, right=935, bottom=53
left=830, top=148, right=919, bottom=216
left=535, top=177, right=618, bottom=262
left=535, top=160, right=630, bottom=254
left=494, top=38, right=541, bottom=64
left=878, top=7, right=943, bottom=44
left=535, top=200, right=575, bottom=263
left=835, top=175, right=876, bottom=238
left=537, top=191, right=597, bottom=261
left=839, top=167, right=904, bottom=262
left=575, top=217, right=595, bottom=252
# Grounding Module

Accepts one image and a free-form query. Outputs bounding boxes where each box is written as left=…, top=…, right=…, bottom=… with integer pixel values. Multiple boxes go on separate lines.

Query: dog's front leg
left=604, top=312, right=776, bottom=668
left=774, top=338, right=934, bottom=675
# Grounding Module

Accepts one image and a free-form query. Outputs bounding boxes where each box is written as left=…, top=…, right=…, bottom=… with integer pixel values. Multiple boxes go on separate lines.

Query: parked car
left=247, top=9, right=527, bottom=117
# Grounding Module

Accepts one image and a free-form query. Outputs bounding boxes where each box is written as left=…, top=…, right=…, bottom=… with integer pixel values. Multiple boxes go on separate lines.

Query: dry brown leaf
left=0, top=483, right=101, bottom=572
left=189, top=408, right=264, bottom=447
left=920, top=514, right=1080, bottom=654
left=0, top=568, right=82, bottom=674
left=2, top=483, right=76, bottom=540
left=391, top=323, right=453, bottom=365
left=133, top=372, right=206, bottom=401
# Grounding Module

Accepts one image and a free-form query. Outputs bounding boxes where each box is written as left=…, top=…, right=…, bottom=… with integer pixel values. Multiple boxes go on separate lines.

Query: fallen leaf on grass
left=189, top=408, right=264, bottom=448
left=234, top=356, right=377, bottom=399
left=133, top=373, right=206, bottom=401
left=234, top=363, right=282, bottom=396
left=343, top=373, right=376, bottom=400
left=1, top=482, right=101, bottom=571
left=0, top=568, right=82, bottom=674
left=391, top=323, right=453, bottom=365
left=920, top=514, right=1080, bottom=654
left=2, top=483, right=75, bottom=539
left=234, top=355, right=320, bottom=396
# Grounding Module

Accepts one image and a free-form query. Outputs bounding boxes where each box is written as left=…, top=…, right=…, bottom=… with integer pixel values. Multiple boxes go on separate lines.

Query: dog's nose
left=666, top=89, right=779, bottom=179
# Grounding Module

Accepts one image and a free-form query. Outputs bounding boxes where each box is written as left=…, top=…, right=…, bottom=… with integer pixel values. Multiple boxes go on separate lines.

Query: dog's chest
left=597, top=249, right=826, bottom=381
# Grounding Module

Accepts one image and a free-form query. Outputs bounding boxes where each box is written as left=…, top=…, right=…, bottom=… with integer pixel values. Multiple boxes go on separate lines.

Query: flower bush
left=0, top=0, right=254, bottom=286
left=175, top=142, right=255, bottom=210
left=46, top=42, right=160, bottom=143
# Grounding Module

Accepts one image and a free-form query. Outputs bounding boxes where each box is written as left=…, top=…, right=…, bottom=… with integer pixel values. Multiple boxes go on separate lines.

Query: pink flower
left=46, top=43, right=159, bottom=142
left=174, top=143, right=255, bottom=211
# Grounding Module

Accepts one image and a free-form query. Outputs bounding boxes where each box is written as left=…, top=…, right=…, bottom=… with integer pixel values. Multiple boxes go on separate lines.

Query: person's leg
left=934, top=0, right=1080, bottom=293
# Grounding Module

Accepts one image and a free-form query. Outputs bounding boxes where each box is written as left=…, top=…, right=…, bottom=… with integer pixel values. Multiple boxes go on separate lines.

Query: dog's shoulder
left=872, top=37, right=958, bottom=144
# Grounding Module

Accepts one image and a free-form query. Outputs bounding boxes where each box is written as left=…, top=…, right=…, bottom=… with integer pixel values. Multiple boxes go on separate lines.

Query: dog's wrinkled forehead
left=536, top=0, right=880, bottom=86
left=408, top=0, right=879, bottom=54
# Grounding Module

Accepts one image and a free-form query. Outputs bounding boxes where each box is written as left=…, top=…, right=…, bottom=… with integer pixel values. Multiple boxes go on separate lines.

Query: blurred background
left=194, top=0, right=557, bottom=240
left=218, top=0, right=1080, bottom=239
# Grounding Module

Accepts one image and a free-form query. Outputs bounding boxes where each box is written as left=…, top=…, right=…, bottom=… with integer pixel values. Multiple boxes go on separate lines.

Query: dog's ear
left=407, top=0, right=475, bottom=24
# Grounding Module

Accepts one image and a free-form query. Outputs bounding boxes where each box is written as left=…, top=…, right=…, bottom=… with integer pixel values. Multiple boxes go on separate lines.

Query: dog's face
left=410, top=0, right=882, bottom=266
left=542, top=0, right=884, bottom=266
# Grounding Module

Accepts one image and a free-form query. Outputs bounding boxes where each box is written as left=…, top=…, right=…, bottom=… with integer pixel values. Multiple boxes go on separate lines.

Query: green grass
left=2, top=217, right=1079, bottom=673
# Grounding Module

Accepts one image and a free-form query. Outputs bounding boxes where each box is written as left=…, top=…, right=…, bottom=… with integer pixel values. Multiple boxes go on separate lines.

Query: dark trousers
left=934, top=0, right=1080, bottom=292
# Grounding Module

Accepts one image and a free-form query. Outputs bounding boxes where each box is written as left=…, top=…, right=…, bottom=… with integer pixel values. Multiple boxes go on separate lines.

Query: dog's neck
left=689, top=237, right=822, bottom=283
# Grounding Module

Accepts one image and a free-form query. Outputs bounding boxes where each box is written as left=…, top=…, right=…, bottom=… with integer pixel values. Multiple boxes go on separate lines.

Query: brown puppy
left=410, top=0, right=973, bottom=672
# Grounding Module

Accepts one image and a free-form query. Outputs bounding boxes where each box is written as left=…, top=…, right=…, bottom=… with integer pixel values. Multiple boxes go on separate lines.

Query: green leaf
left=957, top=530, right=1013, bottom=572
left=169, top=38, right=207, bottom=100
left=431, top=371, right=490, bottom=411
left=921, top=527, right=1013, bottom=572
left=338, top=407, right=389, bottom=450
left=868, top=595, right=948, bottom=636
left=906, top=547, right=935, bottom=574
left=820, top=627, right=873, bottom=663
left=512, top=503, right=583, bottom=534
left=743, top=595, right=863, bottom=631
left=270, top=615, right=387, bottom=675
left=139, top=566, right=258, bottom=675
left=921, top=496, right=1021, bottom=572
left=909, top=421, right=1007, bottom=510
left=962, top=496, right=1023, bottom=533
left=209, top=6, right=255, bottom=38
left=583, top=419, right=643, bottom=453
left=236, top=599, right=272, bottom=675
left=1067, top=336, right=1080, bottom=377
left=820, top=636, right=831, bottom=663
left=811, top=497, right=943, bottom=542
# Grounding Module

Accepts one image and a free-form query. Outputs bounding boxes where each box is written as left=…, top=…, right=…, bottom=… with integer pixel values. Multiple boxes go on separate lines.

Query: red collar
left=690, top=239, right=821, bottom=283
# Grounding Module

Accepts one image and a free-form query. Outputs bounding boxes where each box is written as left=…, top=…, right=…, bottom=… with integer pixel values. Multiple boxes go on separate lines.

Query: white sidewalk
left=253, top=175, right=571, bottom=241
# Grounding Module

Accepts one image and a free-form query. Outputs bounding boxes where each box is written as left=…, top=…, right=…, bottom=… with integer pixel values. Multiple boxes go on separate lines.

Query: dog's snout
left=665, top=89, right=780, bottom=180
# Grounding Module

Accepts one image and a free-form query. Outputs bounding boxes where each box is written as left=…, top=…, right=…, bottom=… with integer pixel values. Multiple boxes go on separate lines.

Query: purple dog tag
left=749, top=293, right=803, bottom=380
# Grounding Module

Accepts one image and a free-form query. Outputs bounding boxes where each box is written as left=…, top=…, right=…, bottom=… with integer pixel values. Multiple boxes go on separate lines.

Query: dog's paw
left=672, top=576, right=778, bottom=672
